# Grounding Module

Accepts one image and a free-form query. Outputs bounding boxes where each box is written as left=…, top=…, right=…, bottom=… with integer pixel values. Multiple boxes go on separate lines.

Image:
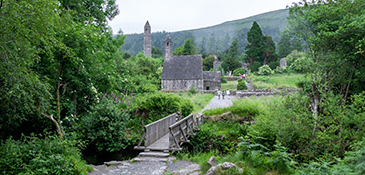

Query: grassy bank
left=221, top=80, right=238, bottom=91
left=248, top=73, right=305, bottom=89
left=177, top=92, right=215, bottom=113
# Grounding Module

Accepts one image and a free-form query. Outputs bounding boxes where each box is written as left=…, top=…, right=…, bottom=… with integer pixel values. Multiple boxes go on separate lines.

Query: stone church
left=143, top=21, right=221, bottom=91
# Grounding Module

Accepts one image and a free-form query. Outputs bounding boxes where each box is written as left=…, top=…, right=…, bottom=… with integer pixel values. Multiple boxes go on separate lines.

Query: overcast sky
left=108, top=0, right=297, bottom=35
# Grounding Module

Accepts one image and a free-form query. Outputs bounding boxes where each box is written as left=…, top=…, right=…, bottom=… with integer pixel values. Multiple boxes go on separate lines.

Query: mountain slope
left=122, top=9, right=289, bottom=56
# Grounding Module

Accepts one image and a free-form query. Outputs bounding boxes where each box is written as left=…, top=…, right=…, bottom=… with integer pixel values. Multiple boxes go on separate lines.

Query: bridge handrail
left=169, top=113, right=201, bottom=150
left=135, top=113, right=177, bottom=149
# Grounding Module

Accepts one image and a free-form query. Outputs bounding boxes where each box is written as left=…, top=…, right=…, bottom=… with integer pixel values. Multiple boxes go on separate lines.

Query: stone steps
left=139, top=151, right=169, bottom=158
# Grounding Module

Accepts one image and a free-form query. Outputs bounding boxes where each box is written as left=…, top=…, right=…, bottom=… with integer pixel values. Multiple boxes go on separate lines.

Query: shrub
left=79, top=97, right=130, bottom=153
left=133, top=92, right=193, bottom=124
left=237, top=81, right=248, bottom=90
left=233, top=68, right=247, bottom=76
left=272, top=66, right=286, bottom=74
left=250, top=61, right=263, bottom=73
left=189, top=84, right=198, bottom=94
left=257, top=65, right=272, bottom=76
left=0, top=134, right=89, bottom=175
left=238, top=78, right=244, bottom=83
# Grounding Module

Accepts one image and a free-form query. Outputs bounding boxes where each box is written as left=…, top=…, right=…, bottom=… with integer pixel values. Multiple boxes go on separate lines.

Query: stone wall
left=226, top=76, right=240, bottom=81
left=236, top=88, right=300, bottom=98
left=161, top=79, right=203, bottom=90
left=203, top=71, right=221, bottom=90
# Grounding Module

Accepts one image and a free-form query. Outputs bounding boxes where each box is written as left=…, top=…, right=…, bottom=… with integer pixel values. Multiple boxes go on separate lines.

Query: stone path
left=201, top=95, right=236, bottom=112
left=88, top=159, right=198, bottom=175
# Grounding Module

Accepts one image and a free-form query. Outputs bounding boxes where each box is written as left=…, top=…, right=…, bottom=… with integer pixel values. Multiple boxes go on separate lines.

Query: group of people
left=217, top=89, right=230, bottom=100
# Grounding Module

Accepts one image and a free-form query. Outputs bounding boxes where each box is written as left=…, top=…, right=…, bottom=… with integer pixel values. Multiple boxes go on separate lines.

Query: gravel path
left=201, top=95, right=236, bottom=112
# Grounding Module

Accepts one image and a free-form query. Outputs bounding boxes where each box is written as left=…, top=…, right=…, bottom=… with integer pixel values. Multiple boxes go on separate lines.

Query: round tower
left=144, top=21, right=151, bottom=57
left=164, top=35, right=173, bottom=61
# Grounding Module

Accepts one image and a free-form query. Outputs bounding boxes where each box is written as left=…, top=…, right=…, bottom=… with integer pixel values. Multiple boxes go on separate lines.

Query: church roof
left=203, top=71, right=220, bottom=81
left=162, top=55, right=203, bottom=80
left=164, top=35, right=172, bottom=43
left=144, top=21, right=150, bottom=28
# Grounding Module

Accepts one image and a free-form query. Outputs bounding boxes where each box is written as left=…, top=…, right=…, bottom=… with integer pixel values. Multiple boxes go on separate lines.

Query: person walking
left=217, top=89, right=221, bottom=100
left=222, top=91, right=225, bottom=100
left=226, top=89, right=230, bottom=100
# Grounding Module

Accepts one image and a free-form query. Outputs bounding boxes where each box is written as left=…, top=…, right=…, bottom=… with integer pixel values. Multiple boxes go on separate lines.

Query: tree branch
left=38, top=105, right=63, bottom=139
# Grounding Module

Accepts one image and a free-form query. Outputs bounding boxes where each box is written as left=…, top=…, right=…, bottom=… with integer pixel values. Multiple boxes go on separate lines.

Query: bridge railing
left=134, top=113, right=178, bottom=150
left=169, top=113, right=203, bottom=151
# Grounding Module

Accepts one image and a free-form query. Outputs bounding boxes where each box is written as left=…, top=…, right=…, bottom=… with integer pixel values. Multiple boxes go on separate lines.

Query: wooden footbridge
left=134, top=113, right=204, bottom=152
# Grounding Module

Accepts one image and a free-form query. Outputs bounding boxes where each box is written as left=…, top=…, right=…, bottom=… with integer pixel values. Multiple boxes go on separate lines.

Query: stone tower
left=164, top=35, right=173, bottom=61
left=144, top=21, right=151, bottom=57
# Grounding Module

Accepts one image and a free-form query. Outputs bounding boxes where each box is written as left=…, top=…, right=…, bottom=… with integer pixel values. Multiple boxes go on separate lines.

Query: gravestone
left=280, top=58, right=287, bottom=68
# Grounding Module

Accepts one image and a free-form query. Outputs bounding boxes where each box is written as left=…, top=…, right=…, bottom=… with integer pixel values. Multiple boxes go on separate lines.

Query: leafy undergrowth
left=248, top=73, right=305, bottom=89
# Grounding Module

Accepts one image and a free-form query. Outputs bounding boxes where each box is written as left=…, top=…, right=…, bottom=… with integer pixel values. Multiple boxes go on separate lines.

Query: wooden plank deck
left=147, top=133, right=169, bottom=150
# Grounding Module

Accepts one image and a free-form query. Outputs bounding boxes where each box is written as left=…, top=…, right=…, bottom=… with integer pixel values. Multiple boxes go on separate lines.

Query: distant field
left=221, top=81, right=237, bottom=91
left=248, top=73, right=305, bottom=89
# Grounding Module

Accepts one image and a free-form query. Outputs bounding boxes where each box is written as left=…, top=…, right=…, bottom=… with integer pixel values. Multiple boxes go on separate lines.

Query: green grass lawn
left=221, top=80, right=238, bottom=91
left=248, top=73, right=305, bottom=89
left=177, top=92, right=215, bottom=113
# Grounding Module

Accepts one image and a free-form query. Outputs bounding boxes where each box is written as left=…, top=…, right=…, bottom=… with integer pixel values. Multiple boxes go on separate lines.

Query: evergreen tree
left=278, top=31, right=291, bottom=58
left=173, top=38, right=197, bottom=55
left=216, top=37, right=224, bottom=53
left=151, top=46, right=163, bottom=58
left=262, top=35, right=277, bottom=65
left=202, top=55, right=215, bottom=71
left=199, top=36, right=207, bottom=52
left=290, top=36, right=303, bottom=52
left=208, top=33, right=216, bottom=54
left=223, top=33, right=231, bottom=50
left=245, top=21, right=264, bottom=66
left=224, top=39, right=241, bottom=71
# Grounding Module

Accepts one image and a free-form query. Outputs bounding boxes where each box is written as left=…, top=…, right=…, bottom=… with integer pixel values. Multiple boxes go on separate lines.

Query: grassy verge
left=221, top=81, right=237, bottom=91
left=177, top=92, right=214, bottom=113
left=248, top=73, right=305, bottom=89
left=202, top=96, right=279, bottom=117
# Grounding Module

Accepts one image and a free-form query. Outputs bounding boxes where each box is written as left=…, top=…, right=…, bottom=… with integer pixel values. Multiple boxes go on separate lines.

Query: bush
left=257, top=65, right=272, bottom=76
left=233, top=68, right=247, bottom=76
left=272, top=66, right=286, bottom=74
left=238, top=78, right=244, bottom=83
left=189, top=84, right=198, bottom=94
left=250, top=61, right=263, bottom=73
left=237, top=81, right=248, bottom=90
left=268, top=60, right=279, bottom=70
left=79, top=97, right=130, bottom=153
left=0, top=134, right=89, bottom=175
left=133, top=92, right=193, bottom=124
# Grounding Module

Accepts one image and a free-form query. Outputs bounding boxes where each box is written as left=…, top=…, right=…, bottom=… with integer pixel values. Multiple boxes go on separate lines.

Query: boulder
left=205, top=166, right=217, bottom=175
left=221, top=162, right=237, bottom=170
left=174, top=163, right=201, bottom=175
left=207, top=156, right=218, bottom=166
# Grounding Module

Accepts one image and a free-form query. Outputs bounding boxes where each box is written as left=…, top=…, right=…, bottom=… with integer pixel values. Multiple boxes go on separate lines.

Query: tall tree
left=60, top=0, right=119, bottom=30
left=173, top=38, right=197, bottom=55
left=245, top=21, right=264, bottom=66
left=199, top=36, right=207, bottom=52
left=216, top=37, right=224, bottom=53
left=223, top=33, right=231, bottom=50
left=208, top=33, right=216, bottom=54
left=290, top=36, right=303, bottom=52
left=262, top=35, right=277, bottom=65
left=277, top=31, right=291, bottom=58
left=224, top=39, right=241, bottom=71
